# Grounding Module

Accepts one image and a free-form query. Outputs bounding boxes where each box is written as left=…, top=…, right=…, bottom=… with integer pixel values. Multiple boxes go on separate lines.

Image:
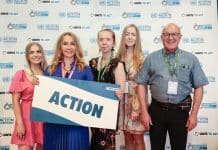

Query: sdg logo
left=0, top=36, right=17, bottom=43
left=182, top=37, right=204, bottom=44
left=7, top=23, right=27, bottom=30
left=138, top=25, right=151, bottom=31
left=198, top=117, right=208, bottom=123
left=0, top=63, right=13, bottom=69
left=122, top=12, right=141, bottom=18
left=151, top=12, right=172, bottom=18
left=29, top=10, right=49, bottom=17
left=0, top=145, right=10, bottom=150
left=4, top=102, right=13, bottom=110
left=190, top=0, right=211, bottom=6
left=44, top=49, right=55, bottom=56
left=153, top=37, right=161, bottom=44
left=193, top=24, right=212, bottom=30
left=200, top=102, right=217, bottom=109
left=37, top=24, right=59, bottom=31
left=187, top=143, right=207, bottom=150
left=71, top=0, right=89, bottom=5
left=2, top=76, right=11, bottom=83
left=6, top=0, right=27, bottom=4
left=89, top=37, right=97, bottom=44
left=162, top=0, right=180, bottom=6
left=99, top=0, right=120, bottom=6
left=207, top=76, right=215, bottom=82
left=102, top=24, right=120, bottom=30
left=59, top=12, right=80, bottom=18
left=0, top=117, right=14, bottom=124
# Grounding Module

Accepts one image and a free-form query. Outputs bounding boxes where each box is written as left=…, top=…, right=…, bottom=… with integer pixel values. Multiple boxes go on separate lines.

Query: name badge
left=167, top=81, right=178, bottom=95
left=125, top=81, right=129, bottom=94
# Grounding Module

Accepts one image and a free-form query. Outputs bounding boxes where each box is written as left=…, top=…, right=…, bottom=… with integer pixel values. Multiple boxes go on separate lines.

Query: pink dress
left=9, top=70, right=43, bottom=146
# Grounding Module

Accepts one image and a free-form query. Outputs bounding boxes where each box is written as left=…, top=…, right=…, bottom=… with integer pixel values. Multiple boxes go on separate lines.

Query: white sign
left=31, top=75, right=119, bottom=129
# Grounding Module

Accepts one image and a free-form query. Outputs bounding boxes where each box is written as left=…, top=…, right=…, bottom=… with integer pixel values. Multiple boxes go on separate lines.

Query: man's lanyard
left=97, top=57, right=112, bottom=81
left=162, top=49, right=179, bottom=77
left=61, top=59, right=77, bottom=79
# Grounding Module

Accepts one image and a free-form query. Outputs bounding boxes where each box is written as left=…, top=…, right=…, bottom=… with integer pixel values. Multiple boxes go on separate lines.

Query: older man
left=136, top=23, right=208, bottom=150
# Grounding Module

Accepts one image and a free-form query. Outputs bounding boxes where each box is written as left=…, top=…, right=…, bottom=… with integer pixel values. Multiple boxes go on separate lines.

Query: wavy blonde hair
left=25, top=42, right=47, bottom=71
left=48, top=32, right=86, bottom=75
left=117, top=24, right=144, bottom=73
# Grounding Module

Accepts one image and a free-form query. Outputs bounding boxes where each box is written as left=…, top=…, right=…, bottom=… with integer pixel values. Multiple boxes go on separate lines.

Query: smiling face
left=161, top=23, right=182, bottom=53
left=124, top=26, right=137, bottom=48
left=61, top=35, right=76, bottom=59
left=98, top=30, right=115, bottom=54
left=27, top=44, right=43, bottom=66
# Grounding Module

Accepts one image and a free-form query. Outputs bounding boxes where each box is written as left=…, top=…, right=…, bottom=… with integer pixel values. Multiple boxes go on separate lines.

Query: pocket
left=177, top=65, right=190, bottom=82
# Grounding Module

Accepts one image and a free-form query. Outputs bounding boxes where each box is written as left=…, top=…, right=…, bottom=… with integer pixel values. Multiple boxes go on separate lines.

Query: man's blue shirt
left=136, top=48, right=209, bottom=104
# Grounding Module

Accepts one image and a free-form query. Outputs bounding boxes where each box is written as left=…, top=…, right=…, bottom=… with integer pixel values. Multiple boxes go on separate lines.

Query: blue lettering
left=92, top=104, right=103, bottom=118
left=60, top=94, right=70, bottom=107
left=70, top=96, right=79, bottom=109
left=48, top=91, right=104, bottom=118
left=76, top=99, right=83, bottom=111
left=82, top=102, right=92, bottom=114
left=48, top=91, right=59, bottom=105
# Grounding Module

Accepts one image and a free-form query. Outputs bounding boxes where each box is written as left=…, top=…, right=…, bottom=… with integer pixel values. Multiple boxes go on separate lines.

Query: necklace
left=97, top=56, right=112, bottom=81
left=63, top=66, right=71, bottom=72
left=61, top=59, right=77, bottom=78
left=30, top=69, right=35, bottom=77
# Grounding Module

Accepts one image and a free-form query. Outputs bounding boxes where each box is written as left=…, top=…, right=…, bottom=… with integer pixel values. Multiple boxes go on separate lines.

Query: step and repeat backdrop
left=0, top=0, right=218, bottom=149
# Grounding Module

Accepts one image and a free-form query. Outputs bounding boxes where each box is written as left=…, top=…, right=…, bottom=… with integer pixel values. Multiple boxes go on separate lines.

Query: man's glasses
left=162, top=32, right=181, bottom=38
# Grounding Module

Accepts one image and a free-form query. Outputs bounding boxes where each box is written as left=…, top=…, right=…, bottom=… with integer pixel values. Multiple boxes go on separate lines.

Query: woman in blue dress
left=43, top=32, right=93, bottom=150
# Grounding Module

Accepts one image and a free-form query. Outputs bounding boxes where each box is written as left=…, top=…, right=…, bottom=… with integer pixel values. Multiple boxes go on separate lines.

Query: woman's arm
left=114, top=62, right=126, bottom=99
left=12, top=92, right=25, bottom=140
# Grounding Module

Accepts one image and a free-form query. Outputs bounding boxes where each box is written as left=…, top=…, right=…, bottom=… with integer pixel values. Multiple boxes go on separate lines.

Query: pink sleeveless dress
left=9, top=70, right=43, bottom=146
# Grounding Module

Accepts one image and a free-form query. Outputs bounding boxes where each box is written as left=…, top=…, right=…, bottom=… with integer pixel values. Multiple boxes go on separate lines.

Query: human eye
left=62, top=41, right=68, bottom=45
left=28, top=50, right=34, bottom=54
left=36, top=50, right=42, bottom=54
left=125, top=32, right=129, bottom=36
left=174, top=33, right=180, bottom=36
left=106, top=38, right=112, bottom=41
left=71, top=41, right=76, bottom=45
left=131, top=33, right=136, bottom=36
left=162, top=33, right=170, bottom=37
left=99, top=38, right=103, bottom=42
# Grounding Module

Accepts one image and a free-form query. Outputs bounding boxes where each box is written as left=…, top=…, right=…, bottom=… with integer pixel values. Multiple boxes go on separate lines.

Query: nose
left=169, top=34, right=174, bottom=40
left=67, top=44, right=71, bottom=49
left=102, top=39, right=107, bottom=44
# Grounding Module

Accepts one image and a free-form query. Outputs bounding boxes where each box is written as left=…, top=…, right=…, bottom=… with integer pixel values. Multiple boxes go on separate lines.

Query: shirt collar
left=162, top=48, right=179, bottom=56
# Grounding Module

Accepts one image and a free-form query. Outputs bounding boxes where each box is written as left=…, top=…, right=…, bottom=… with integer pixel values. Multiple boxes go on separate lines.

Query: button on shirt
left=136, top=48, right=209, bottom=104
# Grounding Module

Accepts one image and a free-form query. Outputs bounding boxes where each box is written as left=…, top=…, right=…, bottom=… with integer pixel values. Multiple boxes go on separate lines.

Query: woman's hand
left=131, top=111, right=139, bottom=121
left=32, top=76, right=39, bottom=85
left=16, top=123, right=25, bottom=140
left=115, top=89, right=124, bottom=100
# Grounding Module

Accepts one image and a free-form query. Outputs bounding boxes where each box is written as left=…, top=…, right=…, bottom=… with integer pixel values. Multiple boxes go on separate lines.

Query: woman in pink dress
left=9, top=42, right=47, bottom=150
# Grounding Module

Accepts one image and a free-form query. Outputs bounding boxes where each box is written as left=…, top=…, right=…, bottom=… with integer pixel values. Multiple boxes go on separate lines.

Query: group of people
left=9, top=23, right=208, bottom=150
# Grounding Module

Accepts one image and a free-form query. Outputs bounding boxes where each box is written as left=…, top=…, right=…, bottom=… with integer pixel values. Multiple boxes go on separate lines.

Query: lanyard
left=61, top=59, right=77, bottom=79
left=97, top=57, right=112, bottom=81
left=162, top=49, right=179, bottom=76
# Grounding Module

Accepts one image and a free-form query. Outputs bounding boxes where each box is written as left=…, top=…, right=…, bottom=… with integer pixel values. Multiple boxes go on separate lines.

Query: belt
left=151, top=96, right=192, bottom=112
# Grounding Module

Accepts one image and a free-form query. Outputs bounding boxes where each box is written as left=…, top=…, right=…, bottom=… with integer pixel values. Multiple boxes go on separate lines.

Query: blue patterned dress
left=43, top=63, right=93, bottom=150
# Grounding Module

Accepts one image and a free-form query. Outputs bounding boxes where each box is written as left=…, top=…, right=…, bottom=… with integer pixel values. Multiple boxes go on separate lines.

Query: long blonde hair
left=48, top=32, right=86, bottom=75
left=25, top=42, right=47, bottom=71
left=117, top=24, right=144, bottom=73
